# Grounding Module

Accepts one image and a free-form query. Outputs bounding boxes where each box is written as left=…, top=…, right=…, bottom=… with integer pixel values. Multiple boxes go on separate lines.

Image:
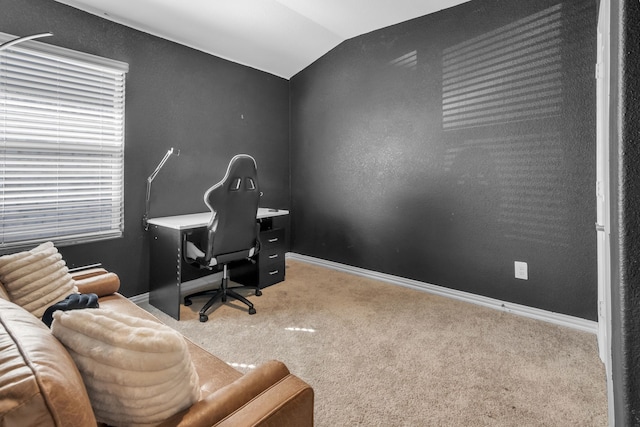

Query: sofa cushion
left=0, top=298, right=96, bottom=427
left=0, top=242, right=77, bottom=318
left=51, top=308, right=201, bottom=426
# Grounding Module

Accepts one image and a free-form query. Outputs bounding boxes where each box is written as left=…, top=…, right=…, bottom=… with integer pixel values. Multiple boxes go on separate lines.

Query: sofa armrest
left=159, top=360, right=314, bottom=427
left=72, top=270, right=120, bottom=297
left=216, top=374, right=314, bottom=427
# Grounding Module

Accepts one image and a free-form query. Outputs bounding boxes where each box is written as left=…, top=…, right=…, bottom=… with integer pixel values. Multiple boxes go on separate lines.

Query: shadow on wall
left=441, top=1, right=594, bottom=251
left=444, top=133, right=571, bottom=249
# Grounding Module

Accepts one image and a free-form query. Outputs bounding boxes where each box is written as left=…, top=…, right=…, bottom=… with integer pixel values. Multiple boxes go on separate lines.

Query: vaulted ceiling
left=53, top=0, right=471, bottom=79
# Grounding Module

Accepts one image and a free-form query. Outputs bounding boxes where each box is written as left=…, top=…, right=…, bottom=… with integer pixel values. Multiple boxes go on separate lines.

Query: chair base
left=183, top=265, right=260, bottom=322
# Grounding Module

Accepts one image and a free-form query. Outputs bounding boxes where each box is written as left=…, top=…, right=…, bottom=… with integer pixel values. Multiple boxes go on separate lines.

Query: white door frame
left=596, top=0, right=614, bottom=424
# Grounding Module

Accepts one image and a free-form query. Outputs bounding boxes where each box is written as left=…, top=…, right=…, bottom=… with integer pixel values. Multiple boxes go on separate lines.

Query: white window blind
left=0, top=33, right=129, bottom=250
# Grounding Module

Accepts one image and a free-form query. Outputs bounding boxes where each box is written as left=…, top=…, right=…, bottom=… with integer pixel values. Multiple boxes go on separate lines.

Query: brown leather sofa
left=0, top=269, right=314, bottom=427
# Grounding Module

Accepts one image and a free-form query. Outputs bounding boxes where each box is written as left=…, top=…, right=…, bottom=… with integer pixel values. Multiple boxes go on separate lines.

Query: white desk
left=147, top=208, right=289, bottom=229
left=147, top=208, right=289, bottom=320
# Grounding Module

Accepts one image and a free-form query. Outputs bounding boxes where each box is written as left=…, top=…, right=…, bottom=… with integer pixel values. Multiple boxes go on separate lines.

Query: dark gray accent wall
left=611, top=0, right=640, bottom=423
left=290, top=0, right=598, bottom=319
left=1, top=0, right=290, bottom=296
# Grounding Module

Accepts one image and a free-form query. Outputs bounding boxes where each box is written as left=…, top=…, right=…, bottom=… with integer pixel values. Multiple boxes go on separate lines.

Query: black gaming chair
left=183, top=154, right=261, bottom=322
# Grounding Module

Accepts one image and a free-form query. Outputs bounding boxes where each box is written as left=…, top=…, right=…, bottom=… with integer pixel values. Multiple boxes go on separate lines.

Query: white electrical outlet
left=514, top=261, right=528, bottom=280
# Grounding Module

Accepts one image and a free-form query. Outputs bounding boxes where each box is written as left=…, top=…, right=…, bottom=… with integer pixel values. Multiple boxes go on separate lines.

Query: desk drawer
left=232, top=228, right=285, bottom=288
left=258, top=264, right=285, bottom=287
left=261, top=228, right=284, bottom=253
left=231, top=257, right=285, bottom=288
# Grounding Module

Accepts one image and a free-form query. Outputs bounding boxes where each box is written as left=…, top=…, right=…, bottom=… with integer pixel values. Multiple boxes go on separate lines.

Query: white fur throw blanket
left=51, top=308, right=200, bottom=427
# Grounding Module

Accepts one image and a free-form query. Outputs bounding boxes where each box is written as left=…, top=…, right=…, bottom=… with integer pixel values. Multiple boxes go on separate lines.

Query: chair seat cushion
left=51, top=308, right=201, bottom=426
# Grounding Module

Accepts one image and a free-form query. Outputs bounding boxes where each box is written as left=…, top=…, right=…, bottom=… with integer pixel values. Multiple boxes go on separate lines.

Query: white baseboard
left=286, top=253, right=598, bottom=335
left=128, top=293, right=148, bottom=305
left=130, top=253, right=597, bottom=334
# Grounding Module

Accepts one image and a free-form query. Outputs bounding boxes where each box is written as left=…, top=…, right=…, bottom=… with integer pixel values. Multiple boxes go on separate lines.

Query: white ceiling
left=53, top=0, right=471, bottom=79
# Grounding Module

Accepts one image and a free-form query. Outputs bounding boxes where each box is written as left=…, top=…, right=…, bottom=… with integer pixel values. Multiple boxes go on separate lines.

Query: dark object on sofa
left=41, top=292, right=99, bottom=327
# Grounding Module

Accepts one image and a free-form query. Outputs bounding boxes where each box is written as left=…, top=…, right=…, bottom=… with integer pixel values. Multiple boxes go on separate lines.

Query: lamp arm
left=143, top=179, right=153, bottom=231
left=143, top=148, right=180, bottom=230
left=0, top=32, right=53, bottom=51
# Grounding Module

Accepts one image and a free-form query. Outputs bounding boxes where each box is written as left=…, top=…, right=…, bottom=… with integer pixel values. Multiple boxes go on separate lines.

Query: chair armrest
left=158, top=360, right=314, bottom=427
left=73, top=271, right=120, bottom=297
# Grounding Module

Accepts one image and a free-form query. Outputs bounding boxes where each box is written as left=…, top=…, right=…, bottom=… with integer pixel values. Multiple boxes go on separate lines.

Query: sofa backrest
left=0, top=298, right=96, bottom=427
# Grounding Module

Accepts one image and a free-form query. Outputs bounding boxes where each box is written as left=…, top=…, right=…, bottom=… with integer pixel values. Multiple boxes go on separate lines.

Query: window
left=0, top=33, right=128, bottom=250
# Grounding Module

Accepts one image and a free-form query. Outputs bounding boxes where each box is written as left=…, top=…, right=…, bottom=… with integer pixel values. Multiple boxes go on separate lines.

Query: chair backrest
left=202, top=154, right=260, bottom=264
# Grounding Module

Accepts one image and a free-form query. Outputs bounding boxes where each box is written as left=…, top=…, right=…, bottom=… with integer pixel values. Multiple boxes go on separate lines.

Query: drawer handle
left=268, top=254, right=279, bottom=259
left=269, top=270, right=279, bottom=275
left=268, top=238, right=279, bottom=243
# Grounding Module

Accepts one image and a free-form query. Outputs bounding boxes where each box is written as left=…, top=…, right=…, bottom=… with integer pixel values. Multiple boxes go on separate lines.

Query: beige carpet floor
left=139, top=259, right=607, bottom=426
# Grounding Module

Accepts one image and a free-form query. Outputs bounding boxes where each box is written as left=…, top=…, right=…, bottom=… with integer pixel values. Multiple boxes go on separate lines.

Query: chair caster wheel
left=255, top=289, right=262, bottom=296
left=248, top=307, right=256, bottom=315
left=184, top=299, right=192, bottom=307
left=199, top=314, right=208, bottom=322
